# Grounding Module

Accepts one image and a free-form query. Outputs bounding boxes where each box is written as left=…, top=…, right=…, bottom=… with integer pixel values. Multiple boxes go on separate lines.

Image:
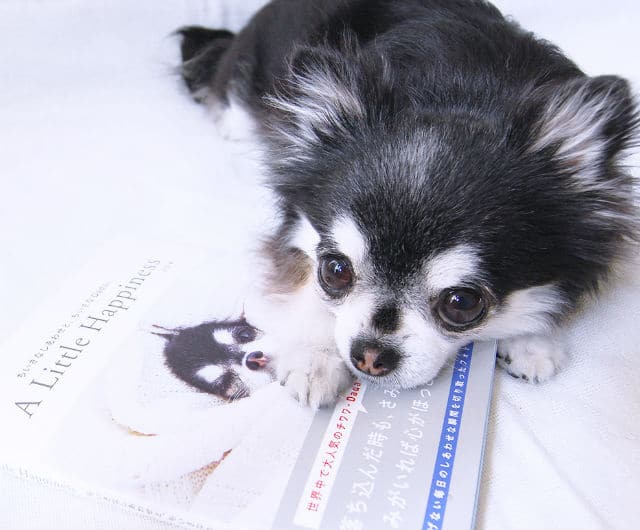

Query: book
left=0, top=239, right=496, bottom=530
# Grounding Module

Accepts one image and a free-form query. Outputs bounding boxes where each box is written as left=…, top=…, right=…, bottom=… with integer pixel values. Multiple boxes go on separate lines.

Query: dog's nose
left=350, top=344, right=399, bottom=377
left=245, top=351, right=268, bottom=370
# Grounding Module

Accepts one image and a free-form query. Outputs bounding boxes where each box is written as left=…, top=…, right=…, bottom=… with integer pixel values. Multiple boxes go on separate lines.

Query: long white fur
left=266, top=63, right=365, bottom=158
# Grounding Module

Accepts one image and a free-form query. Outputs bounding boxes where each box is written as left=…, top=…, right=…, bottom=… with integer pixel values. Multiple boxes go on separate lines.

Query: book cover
left=0, top=239, right=496, bottom=530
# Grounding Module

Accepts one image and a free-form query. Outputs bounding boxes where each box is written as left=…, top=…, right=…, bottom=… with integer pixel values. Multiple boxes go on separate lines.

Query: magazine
left=0, top=239, right=496, bottom=530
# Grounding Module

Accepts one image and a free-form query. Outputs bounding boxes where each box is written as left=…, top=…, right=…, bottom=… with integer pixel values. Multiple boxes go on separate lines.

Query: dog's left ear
left=530, top=75, right=637, bottom=177
left=264, top=44, right=369, bottom=157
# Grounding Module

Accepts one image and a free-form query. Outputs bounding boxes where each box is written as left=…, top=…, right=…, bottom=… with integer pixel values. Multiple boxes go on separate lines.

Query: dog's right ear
left=529, top=75, right=638, bottom=180
left=265, top=44, right=369, bottom=158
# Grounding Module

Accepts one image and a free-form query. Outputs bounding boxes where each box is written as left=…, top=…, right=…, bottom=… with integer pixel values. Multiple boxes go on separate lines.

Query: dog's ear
left=530, top=75, right=638, bottom=179
left=265, top=45, right=368, bottom=157
left=149, top=324, right=180, bottom=341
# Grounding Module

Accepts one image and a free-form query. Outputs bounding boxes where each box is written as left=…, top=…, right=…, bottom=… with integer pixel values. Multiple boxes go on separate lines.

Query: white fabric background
left=1, top=1, right=639, bottom=528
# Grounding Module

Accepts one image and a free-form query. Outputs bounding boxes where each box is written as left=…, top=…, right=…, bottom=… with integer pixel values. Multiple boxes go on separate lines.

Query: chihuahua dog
left=176, top=0, right=638, bottom=406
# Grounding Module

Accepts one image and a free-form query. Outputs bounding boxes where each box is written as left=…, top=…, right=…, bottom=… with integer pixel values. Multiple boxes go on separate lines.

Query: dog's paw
left=280, top=352, right=353, bottom=408
left=497, top=334, right=567, bottom=383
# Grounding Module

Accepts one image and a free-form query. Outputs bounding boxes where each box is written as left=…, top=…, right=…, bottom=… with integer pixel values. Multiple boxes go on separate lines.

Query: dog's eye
left=318, top=255, right=354, bottom=295
left=436, top=287, right=486, bottom=328
left=232, top=325, right=257, bottom=344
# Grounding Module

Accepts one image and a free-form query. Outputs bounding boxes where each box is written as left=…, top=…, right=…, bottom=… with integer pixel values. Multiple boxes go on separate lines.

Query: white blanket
left=1, top=1, right=638, bottom=529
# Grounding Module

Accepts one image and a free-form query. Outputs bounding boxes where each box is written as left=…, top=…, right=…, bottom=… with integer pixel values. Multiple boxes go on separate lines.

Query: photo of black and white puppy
left=177, top=0, right=638, bottom=406
left=152, top=318, right=275, bottom=400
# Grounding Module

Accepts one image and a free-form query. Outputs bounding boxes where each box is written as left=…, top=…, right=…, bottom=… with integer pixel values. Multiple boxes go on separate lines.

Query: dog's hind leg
left=177, top=26, right=235, bottom=102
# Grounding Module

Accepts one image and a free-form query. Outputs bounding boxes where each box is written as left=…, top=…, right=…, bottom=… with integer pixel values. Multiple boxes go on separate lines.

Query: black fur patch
left=372, top=303, right=400, bottom=333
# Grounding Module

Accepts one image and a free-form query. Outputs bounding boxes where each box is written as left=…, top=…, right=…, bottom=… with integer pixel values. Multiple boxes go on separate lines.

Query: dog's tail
left=176, top=26, right=235, bottom=100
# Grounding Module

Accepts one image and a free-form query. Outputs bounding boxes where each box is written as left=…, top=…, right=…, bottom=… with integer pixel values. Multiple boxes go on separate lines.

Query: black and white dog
left=152, top=318, right=275, bottom=400
left=177, top=0, right=638, bottom=406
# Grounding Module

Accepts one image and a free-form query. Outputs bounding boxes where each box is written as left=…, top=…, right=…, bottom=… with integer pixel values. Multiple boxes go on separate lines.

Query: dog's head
left=153, top=318, right=275, bottom=399
left=262, top=45, right=638, bottom=387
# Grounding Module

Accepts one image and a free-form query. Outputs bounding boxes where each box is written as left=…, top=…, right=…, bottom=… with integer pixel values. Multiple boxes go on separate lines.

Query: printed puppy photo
left=40, top=258, right=314, bottom=523
left=152, top=317, right=275, bottom=401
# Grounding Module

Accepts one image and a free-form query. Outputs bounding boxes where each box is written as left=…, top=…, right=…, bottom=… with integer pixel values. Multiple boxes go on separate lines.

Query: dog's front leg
left=496, top=332, right=568, bottom=383
left=277, top=346, right=354, bottom=408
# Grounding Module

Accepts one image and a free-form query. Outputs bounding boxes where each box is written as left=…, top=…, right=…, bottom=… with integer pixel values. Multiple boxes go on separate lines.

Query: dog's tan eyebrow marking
left=261, top=237, right=313, bottom=295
